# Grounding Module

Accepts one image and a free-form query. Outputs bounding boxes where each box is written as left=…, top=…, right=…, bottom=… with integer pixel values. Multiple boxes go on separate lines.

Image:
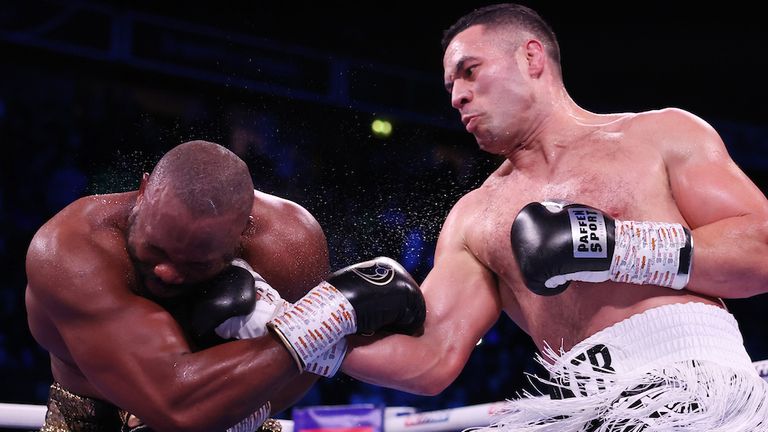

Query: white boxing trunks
left=484, top=302, right=768, bottom=432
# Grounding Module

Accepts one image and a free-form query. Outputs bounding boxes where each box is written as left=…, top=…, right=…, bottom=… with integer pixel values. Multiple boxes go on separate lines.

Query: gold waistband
left=40, top=382, right=126, bottom=432
left=39, top=381, right=283, bottom=432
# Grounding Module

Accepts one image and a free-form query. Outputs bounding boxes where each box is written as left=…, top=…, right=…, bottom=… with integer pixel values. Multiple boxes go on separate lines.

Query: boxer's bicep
left=54, top=282, right=206, bottom=420
left=423, top=231, right=501, bottom=362
left=671, top=156, right=767, bottom=228
left=342, top=252, right=498, bottom=395
left=406, top=225, right=501, bottom=393
left=343, top=204, right=500, bottom=395
left=664, top=112, right=768, bottom=228
left=661, top=112, right=768, bottom=296
left=417, top=195, right=501, bottom=386
left=30, top=240, right=192, bottom=412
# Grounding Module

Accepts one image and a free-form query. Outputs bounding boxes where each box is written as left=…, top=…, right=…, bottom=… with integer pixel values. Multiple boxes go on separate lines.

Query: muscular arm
left=244, top=191, right=331, bottom=302
left=269, top=374, right=318, bottom=415
left=342, top=200, right=501, bottom=395
left=661, top=109, right=768, bottom=297
left=27, top=192, right=328, bottom=430
left=241, top=193, right=331, bottom=411
left=27, top=226, right=298, bottom=432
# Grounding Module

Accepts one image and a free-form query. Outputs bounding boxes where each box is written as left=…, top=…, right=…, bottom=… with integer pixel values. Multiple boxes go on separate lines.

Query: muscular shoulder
left=437, top=187, right=487, bottom=249
left=447, top=188, right=484, bottom=223
left=248, top=191, right=326, bottom=246
left=627, top=108, right=727, bottom=161
left=28, top=194, right=130, bottom=265
left=242, top=191, right=330, bottom=301
left=26, top=194, right=134, bottom=309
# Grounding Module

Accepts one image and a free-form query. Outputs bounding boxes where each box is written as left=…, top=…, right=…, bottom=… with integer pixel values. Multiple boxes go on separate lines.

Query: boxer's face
left=126, top=189, right=242, bottom=299
left=443, top=25, right=535, bottom=155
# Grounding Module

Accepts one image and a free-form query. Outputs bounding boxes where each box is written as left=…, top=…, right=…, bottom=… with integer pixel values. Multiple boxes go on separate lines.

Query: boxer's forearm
left=688, top=213, right=768, bottom=298
left=341, top=333, right=464, bottom=396
left=268, top=373, right=318, bottom=416
left=130, top=337, right=298, bottom=432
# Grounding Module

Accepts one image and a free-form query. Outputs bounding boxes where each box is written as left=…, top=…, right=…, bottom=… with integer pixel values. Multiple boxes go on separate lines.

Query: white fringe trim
left=473, top=346, right=768, bottom=432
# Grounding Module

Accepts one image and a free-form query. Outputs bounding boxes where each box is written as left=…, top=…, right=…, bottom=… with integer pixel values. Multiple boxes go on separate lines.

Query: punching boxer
left=341, top=4, right=768, bottom=430
left=25, top=140, right=425, bottom=432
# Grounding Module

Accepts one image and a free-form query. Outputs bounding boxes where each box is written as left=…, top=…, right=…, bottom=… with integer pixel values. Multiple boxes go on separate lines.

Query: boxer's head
left=441, top=4, right=562, bottom=155
left=126, top=140, right=255, bottom=298
left=441, top=3, right=560, bottom=70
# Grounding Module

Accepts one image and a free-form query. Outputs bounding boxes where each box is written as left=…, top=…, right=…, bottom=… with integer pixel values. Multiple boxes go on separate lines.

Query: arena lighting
left=372, top=118, right=393, bottom=138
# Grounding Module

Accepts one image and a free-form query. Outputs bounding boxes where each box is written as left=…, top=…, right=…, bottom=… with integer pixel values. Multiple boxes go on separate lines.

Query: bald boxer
left=26, top=140, right=425, bottom=431
left=341, top=4, right=768, bottom=430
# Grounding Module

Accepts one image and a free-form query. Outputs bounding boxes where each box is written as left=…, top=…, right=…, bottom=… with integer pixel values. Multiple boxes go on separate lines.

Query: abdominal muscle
left=502, top=278, right=723, bottom=354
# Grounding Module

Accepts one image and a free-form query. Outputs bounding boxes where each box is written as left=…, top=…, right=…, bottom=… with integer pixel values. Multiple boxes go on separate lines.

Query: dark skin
left=25, top=176, right=330, bottom=432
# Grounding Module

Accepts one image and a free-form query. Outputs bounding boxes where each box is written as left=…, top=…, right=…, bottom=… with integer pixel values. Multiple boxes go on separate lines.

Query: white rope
left=0, top=403, right=47, bottom=429
left=1, top=362, right=766, bottom=430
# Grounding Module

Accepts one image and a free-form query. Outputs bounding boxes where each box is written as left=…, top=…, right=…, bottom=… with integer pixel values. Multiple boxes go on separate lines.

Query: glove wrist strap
left=609, top=220, right=692, bottom=289
left=305, top=338, right=348, bottom=378
left=267, top=282, right=356, bottom=371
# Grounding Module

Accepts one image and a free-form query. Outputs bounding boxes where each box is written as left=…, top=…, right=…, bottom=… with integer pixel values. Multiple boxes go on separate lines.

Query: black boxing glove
left=145, top=261, right=275, bottom=431
left=267, top=257, right=425, bottom=373
left=206, top=260, right=346, bottom=378
left=510, top=201, right=692, bottom=296
left=183, top=263, right=258, bottom=348
left=327, top=257, right=426, bottom=335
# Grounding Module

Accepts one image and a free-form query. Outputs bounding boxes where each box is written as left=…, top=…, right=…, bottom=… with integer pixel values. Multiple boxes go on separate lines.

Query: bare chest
left=466, top=145, right=678, bottom=297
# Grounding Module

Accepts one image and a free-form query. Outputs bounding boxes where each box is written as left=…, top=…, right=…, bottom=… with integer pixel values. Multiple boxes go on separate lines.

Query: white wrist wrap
left=609, top=220, right=691, bottom=289
left=305, top=338, right=348, bottom=378
left=268, top=282, right=356, bottom=371
left=227, top=401, right=271, bottom=432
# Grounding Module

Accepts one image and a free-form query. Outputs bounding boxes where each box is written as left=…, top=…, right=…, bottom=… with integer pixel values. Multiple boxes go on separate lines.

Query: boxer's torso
left=459, top=113, right=720, bottom=352
left=26, top=189, right=328, bottom=400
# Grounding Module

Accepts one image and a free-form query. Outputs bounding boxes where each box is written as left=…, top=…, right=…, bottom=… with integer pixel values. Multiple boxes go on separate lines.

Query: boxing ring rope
left=3, top=360, right=768, bottom=431
left=0, top=400, right=499, bottom=431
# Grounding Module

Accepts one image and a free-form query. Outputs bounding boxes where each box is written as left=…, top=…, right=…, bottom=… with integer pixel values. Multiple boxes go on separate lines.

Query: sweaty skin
left=342, top=24, right=768, bottom=396
left=26, top=189, right=330, bottom=431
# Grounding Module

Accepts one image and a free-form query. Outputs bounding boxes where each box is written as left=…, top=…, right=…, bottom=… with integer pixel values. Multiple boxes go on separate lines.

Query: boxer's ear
left=138, top=173, right=149, bottom=193
left=136, top=173, right=150, bottom=204
left=242, top=215, right=255, bottom=235
left=523, top=39, right=546, bottom=78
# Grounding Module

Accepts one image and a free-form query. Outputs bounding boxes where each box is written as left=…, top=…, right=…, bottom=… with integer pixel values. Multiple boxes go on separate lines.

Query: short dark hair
left=442, top=3, right=561, bottom=67
left=148, top=140, right=254, bottom=218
